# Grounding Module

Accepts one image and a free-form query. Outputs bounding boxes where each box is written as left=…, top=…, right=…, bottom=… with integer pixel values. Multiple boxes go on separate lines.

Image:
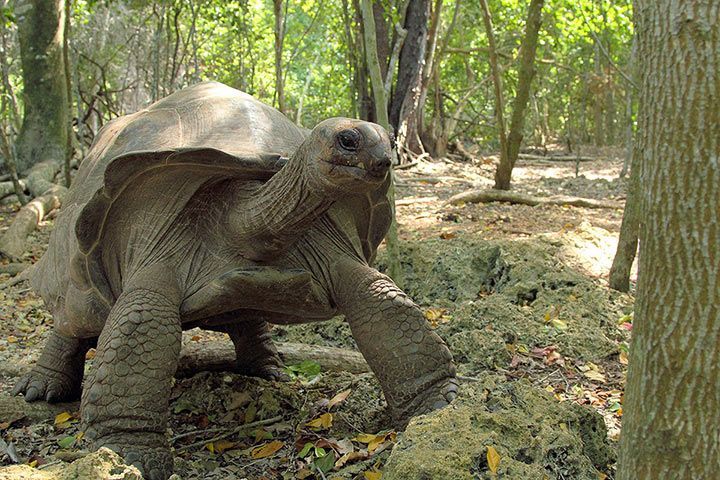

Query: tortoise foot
left=236, top=359, right=290, bottom=382
left=12, top=366, right=82, bottom=403
left=101, top=441, right=173, bottom=480
left=393, top=377, right=459, bottom=428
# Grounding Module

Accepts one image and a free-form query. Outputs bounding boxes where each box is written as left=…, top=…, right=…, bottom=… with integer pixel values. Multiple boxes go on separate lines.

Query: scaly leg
left=334, top=261, right=457, bottom=427
left=217, top=319, right=288, bottom=381
left=13, top=331, right=93, bottom=402
left=81, top=287, right=181, bottom=480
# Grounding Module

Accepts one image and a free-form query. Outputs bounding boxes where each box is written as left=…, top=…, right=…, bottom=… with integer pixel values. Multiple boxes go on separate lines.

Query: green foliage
left=0, top=0, right=635, bottom=155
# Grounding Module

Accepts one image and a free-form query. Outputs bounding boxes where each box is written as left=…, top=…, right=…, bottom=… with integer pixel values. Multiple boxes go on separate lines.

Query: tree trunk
left=617, top=2, right=720, bottom=479
left=388, top=0, right=429, bottom=156
left=359, top=0, right=401, bottom=286
left=273, top=0, right=286, bottom=113
left=593, top=38, right=604, bottom=146
left=14, top=0, right=70, bottom=173
left=608, top=145, right=639, bottom=292
left=479, top=0, right=508, bottom=181
left=492, top=0, right=545, bottom=190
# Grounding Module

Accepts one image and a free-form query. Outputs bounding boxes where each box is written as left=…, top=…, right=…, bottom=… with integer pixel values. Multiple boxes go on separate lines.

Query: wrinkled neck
left=228, top=153, right=336, bottom=261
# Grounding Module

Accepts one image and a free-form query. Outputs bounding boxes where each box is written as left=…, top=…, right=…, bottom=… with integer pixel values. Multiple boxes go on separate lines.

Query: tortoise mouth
left=322, top=158, right=387, bottom=181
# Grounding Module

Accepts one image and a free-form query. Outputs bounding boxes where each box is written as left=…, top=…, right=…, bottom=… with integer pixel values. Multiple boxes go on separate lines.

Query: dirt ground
left=0, top=146, right=634, bottom=479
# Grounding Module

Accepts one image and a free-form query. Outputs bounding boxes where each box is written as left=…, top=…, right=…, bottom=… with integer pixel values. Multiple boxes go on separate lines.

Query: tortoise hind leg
left=13, top=331, right=93, bottom=402
left=214, top=318, right=288, bottom=381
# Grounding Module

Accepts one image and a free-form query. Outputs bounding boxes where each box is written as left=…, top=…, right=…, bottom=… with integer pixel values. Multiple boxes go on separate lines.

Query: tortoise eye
left=337, top=129, right=361, bottom=152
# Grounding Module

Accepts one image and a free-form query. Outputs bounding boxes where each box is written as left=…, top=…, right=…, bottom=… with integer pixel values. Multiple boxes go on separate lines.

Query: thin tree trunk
left=593, top=38, right=604, bottom=146
left=388, top=0, right=430, bottom=156
left=608, top=145, right=639, bottom=292
left=478, top=0, right=508, bottom=179
left=360, top=0, right=401, bottom=286
left=617, top=1, right=720, bottom=478
left=491, top=0, right=545, bottom=190
left=14, top=0, right=70, bottom=173
left=273, top=0, right=286, bottom=113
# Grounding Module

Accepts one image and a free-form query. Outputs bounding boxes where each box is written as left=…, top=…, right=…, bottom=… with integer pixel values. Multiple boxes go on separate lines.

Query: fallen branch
left=518, top=153, right=595, bottom=162
left=24, top=160, right=62, bottom=197
left=177, top=340, right=371, bottom=377
left=0, top=263, right=29, bottom=276
left=0, top=268, right=32, bottom=290
left=0, top=185, right=67, bottom=260
left=175, top=415, right=283, bottom=451
left=0, top=180, right=26, bottom=200
left=447, top=189, right=622, bottom=210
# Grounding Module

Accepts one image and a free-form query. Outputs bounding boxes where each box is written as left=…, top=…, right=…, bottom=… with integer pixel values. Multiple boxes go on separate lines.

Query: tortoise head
left=299, top=117, right=393, bottom=192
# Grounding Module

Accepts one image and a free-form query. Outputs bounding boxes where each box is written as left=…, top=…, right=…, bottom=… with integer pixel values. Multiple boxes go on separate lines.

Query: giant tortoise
left=13, top=82, right=457, bottom=479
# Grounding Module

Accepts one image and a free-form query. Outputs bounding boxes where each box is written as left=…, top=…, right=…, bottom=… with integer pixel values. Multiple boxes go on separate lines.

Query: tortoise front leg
left=81, top=286, right=181, bottom=480
left=334, top=261, right=457, bottom=427
left=13, top=331, right=93, bottom=402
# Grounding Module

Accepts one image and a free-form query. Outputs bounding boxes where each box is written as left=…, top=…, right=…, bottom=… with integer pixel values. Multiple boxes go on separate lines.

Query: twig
left=577, top=6, right=637, bottom=89
left=174, top=415, right=283, bottom=451
left=458, top=375, right=482, bottom=383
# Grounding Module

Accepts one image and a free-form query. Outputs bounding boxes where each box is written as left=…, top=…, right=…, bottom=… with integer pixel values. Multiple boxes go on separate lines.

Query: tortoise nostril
left=337, top=129, right=361, bottom=151
left=370, top=155, right=391, bottom=174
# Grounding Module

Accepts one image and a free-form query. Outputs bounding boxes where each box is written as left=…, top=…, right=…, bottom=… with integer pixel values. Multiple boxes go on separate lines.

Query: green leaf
left=284, top=360, right=322, bottom=380
left=57, top=436, right=76, bottom=449
left=314, top=451, right=335, bottom=474
left=299, top=442, right=313, bottom=458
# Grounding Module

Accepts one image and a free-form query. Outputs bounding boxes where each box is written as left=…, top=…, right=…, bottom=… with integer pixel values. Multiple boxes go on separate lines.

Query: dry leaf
left=487, top=445, right=501, bottom=474
left=251, top=440, right=284, bottom=459
left=619, top=350, right=628, bottom=365
left=206, top=439, right=236, bottom=454
left=305, top=413, right=333, bottom=430
left=364, top=469, right=383, bottom=480
left=327, top=390, right=352, bottom=409
left=7, top=335, right=17, bottom=343
left=335, top=451, right=368, bottom=468
left=54, top=412, right=73, bottom=425
left=228, top=391, right=252, bottom=411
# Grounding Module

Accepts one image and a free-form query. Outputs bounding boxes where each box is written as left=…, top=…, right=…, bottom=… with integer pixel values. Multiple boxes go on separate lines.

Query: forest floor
left=0, top=145, right=634, bottom=480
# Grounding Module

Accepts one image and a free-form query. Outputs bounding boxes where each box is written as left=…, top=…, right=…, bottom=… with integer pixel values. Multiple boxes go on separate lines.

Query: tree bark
left=493, top=0, right=545, bottom=190
left=447, top=189, right=621, bottom=210
left=388, top=0, right=430, bottom=156
left=14, top=0, right=70, bottom=173
left=608, top=146, right=640, bottom=292
left=617, top=1, right=720, bottom=478
left=359, top=0, right=401, bottom=286
left=273, top=0, right=286, bottom=113
left=178, top=341, right=371, bottom=377
left=479, top=0, right=508, bottom=182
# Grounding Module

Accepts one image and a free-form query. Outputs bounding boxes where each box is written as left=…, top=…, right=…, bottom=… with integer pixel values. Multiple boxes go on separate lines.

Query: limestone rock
left=0, top=448, right=142, bottom=480
left=383, top=375, right=613, bottom=480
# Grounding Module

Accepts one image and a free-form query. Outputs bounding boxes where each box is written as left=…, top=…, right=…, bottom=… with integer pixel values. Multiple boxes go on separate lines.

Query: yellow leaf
left=305, top=412, right=333, bottom=430
left=354, top=433, right=377, bottom=443
left=7, top=335, right=17, bottom=343
left=85, top=349, right=96, bottom=360
left=251, top=440, right=284, bottom=459
left=424, top=307, right=446, bottom=321
left=550, top=318, right=568, bottom=330
left=487, top=446, right=501, bottom=474
left=75, top=431, right=84, bottom=441
left=212, top=439, right=236, bottom=454
left=54, top=412, right=73, bottom=425
left=328, top=390, right=352, bottom=409
left=205, top=442, right=215, bottom=454
left=28, top=460, right=37, bottom=468
left=364, top=469, right=383, bottom=480
left=619, top=350, right=628, bottom=365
